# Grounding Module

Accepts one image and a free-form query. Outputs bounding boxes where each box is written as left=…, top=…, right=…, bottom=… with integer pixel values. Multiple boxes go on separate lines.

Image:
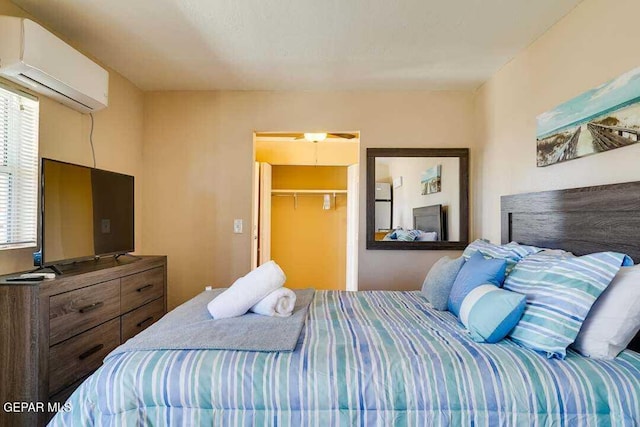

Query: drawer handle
left=136, top=316, right=154, bottom=328
left=79, top=301, right=104, bottom=313
left=78, top=344, right=104, bottom=360
left=136, top=284, right=154, bottom=292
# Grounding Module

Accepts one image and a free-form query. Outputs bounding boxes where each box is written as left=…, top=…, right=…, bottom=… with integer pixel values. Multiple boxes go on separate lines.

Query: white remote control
left=20, top=272, right=56, bottom=279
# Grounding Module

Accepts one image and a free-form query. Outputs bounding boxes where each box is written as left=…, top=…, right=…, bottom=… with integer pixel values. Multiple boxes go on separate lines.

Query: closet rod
left=271, top=191, right=344, bottom=210
left=271, top=189, right=347, bottom=194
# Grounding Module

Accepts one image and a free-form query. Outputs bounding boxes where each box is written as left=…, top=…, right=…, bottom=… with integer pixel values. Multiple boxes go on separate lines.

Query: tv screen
left=42, top=158, right=134, bottom=265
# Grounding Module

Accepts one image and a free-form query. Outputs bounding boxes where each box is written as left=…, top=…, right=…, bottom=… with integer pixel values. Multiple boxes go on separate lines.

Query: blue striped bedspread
left=50, top=291, right=640, bottom=426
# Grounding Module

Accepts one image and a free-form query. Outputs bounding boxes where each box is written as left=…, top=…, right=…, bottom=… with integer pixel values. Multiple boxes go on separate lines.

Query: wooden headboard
left=501, top=181, right=640, bottom=353
left=413, top=204, right=446, bottom=240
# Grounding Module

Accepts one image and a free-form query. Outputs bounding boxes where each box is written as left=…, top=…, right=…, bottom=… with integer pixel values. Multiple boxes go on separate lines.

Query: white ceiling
left=12, top=0, right=582, bottom=91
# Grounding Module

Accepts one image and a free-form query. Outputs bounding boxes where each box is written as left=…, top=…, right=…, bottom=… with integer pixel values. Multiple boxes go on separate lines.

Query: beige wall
left=143, top=91, right=476, bottom=308
left=0, top=0, right=145, bottom=274
left=8, top=0, right=631, bottom=307
left=475, top=0, right=640, bottom=243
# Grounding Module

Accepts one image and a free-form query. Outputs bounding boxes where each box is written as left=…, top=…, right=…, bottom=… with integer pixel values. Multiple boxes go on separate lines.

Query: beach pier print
left=537, top=67, right=640, bottom=167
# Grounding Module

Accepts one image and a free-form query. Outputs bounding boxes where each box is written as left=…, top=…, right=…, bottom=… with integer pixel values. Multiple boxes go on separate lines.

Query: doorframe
left=258, top=162, right=272, bottom=265
left=252, top=132, right=359, bottom=291
left=251, top=162, right=260, bottom=269
left=346, top=164, right=359, bottom=291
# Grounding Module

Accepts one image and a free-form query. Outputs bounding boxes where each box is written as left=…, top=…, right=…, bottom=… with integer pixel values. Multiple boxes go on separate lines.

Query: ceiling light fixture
left=304, top=132, right=327, bottom=142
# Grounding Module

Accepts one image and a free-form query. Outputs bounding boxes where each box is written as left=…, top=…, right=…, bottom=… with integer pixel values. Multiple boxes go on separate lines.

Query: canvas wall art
left=421, top=165, right=441, bottom=195
left=537, top=66, right=640, bottom=167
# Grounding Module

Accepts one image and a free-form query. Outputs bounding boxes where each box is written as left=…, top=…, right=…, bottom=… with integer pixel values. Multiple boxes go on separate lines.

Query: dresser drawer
left=48, top=318, right=121, bottom=395
left=121, top=297, right=165, bottom=342
left=49, top=279, right=120, bottom=346
left=121, top=267, right=164, bottom=313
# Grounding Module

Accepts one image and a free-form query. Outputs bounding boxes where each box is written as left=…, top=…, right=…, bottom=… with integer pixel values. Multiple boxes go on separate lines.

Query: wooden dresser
left=0, top=255, right=167, bottom=426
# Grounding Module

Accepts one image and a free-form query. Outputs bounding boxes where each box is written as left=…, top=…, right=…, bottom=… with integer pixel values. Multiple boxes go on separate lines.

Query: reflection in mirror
left=374, top=157, right=460, bottom=242
left=366, top=148, right=469, bottom=250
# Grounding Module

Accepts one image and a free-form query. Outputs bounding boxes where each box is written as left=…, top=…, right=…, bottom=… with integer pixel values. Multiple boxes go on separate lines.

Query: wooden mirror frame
left=366, top=148, right=469, bottom=250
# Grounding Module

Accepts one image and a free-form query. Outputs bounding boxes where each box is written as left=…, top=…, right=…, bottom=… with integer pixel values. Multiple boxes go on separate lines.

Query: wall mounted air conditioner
left=0, top=16, right=108, bottom=113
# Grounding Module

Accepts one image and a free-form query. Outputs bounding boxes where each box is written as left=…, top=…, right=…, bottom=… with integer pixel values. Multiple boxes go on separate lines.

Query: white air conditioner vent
left=0, top=16, right=109, bottom=113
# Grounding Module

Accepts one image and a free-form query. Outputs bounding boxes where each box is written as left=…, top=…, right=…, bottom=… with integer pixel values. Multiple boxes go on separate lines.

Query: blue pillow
left=447, top=252, right=507, bottom=316
left=504, top=251, right=633, bottom=359
left=421, top=256, right=466, bottom=310
left=458, top=284, right=526, bottom=343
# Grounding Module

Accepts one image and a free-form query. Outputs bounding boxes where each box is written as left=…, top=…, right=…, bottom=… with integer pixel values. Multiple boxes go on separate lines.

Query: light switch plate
left=101, top=218, right=111, bottom=233
left=233, top=219, right=243, bottom=234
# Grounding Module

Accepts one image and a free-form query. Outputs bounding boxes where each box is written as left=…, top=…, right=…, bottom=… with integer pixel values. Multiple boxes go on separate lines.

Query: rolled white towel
left=250, top=287, right=297, bottom=317
left=207, top=261, right=286, bottom=319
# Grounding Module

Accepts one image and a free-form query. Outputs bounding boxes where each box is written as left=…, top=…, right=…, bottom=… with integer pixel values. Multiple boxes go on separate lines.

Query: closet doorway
left=252, top=132, right=360, bottom=291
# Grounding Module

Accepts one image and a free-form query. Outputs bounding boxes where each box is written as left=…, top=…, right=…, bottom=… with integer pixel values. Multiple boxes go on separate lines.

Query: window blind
left=0, top=85, right=39, bottom=250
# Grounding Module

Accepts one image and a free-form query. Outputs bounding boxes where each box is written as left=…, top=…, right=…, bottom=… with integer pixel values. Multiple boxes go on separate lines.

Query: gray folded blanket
left=107, top=288, right=315, bottom=358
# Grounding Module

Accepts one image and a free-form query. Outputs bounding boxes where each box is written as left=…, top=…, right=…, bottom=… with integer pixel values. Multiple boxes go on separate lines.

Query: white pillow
left=573, top=264, right=640, bottom=359
left=417, top=231, right=438, bottom=241
left=538, top=248, right=574, bottom=257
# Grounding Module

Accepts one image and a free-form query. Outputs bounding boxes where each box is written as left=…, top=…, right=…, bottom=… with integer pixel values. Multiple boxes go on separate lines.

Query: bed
left=50, top=182, right=640, bottom=426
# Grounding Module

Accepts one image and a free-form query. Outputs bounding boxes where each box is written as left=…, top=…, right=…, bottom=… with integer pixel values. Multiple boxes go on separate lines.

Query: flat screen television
left=40, top=158, right=134, bottom=266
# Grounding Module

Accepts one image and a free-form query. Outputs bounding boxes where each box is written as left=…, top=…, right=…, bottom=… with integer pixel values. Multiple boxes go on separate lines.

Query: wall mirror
left=366, top=148, right=469, bottom=250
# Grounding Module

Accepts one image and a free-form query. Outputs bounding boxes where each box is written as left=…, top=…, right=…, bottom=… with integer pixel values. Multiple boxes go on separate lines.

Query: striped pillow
left=384, top=229, right=422, bottom=241
left=459, top=284, right=526, bottom=343
left=463, top=239, right=541, bottom=274
left=395, top=229, right=421, bottom=241
left=504, top=252, right=633, bottom=359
